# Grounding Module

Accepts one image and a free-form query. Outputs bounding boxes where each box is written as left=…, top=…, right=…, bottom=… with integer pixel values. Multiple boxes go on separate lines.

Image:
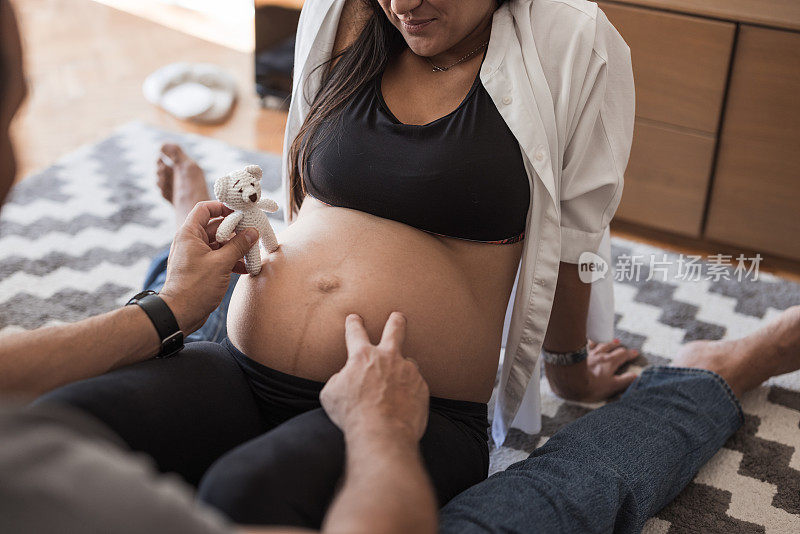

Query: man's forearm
left=322, top=425, right=437, bottom=534
left=0, top=200, right=256, bottom=399
left=0, top=305, right=161, bottom=398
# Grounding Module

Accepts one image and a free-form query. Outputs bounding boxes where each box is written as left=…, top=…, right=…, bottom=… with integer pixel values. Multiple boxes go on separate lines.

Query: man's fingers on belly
left=344, top=314, right=370, bottom=355
left=378, top=311, right=407, bottom=352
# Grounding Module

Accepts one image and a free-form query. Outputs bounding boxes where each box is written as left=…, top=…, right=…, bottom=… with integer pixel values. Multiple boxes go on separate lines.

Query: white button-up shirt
left=281, top=0, right=635, bottom=445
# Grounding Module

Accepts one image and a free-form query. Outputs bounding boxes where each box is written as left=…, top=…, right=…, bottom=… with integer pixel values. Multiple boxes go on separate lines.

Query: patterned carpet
left=1, top=122, right=798, bottom=533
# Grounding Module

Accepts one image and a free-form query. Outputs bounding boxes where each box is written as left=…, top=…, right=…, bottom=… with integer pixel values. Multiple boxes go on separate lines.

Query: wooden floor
left=9, top=0, right=800, bottom=282
left=9, top=0, right=287, bottom=181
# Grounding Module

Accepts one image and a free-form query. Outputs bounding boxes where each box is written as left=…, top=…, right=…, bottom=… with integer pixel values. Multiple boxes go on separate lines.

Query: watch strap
left=126, top=290, right=184, bottom=358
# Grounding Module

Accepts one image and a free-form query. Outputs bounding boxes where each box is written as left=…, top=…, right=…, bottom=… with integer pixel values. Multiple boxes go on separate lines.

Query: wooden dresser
left=598, top=0, right=800, bottom=261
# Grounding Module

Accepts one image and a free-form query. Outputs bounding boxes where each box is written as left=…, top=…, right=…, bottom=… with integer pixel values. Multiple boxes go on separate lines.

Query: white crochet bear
left=214, top=165, right=279, bottom=276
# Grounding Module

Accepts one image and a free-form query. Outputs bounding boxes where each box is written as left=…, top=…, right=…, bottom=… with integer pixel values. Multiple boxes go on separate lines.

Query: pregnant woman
left=39, top=0, right=637, bottom=528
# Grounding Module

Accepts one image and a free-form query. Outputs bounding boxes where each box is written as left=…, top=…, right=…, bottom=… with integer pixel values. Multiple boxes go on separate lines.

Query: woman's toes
left=156, top=159, right=174, bottom=202
left=156, top=143, right=210, bottom=225
left=160, top=142, right=187, bottom=165
left=157, top=158, right=173, bottom=181
left=160, top=143, right=205, bottom=185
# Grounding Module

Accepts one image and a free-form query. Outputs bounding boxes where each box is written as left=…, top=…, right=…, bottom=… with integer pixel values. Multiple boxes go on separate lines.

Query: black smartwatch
left=126, top=290, right=184, bottom=358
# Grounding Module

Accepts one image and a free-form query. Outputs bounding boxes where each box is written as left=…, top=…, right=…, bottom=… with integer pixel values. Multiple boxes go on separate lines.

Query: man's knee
left=33, top=342, right=253, bottom=446
left=36, top=344, right=186, bottom=409
left=198, top=410, right=346, bottom=528
left=198, top=443, right=292, bottom=525
left=34, top=370, right=131, bottom=421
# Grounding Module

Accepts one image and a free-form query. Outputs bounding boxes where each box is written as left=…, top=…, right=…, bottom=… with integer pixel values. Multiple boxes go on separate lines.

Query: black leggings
left=36, top=339, right=489, bottom=528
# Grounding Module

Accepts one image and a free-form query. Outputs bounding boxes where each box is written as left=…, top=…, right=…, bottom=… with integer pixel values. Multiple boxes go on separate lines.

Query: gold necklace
left=425, top=40, right=489, bottom=72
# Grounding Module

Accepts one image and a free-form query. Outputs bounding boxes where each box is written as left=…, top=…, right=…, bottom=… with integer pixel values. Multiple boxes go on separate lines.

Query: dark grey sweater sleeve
left=0, top=403, right=232, bottom=534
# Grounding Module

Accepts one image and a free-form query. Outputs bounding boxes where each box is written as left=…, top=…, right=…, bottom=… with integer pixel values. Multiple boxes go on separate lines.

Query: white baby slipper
left=143, top=62, right=238, bottom=123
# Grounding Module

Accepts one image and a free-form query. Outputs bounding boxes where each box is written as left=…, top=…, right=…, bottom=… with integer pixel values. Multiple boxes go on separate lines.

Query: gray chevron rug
left=1, top=122, right=798, bottom=533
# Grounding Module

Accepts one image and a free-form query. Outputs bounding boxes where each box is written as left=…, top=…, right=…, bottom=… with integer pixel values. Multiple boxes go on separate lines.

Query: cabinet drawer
left=598, top=1, right=734, bottom=133
left=616, top=119, right=716, bottom=237
left=705, top=26, right=800, bottom=260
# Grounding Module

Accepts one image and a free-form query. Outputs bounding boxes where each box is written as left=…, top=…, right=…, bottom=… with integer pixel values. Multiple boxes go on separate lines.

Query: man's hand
left=160, top=201, right=259, bottom=334
left=545, top=340, right=639, bottom=402
left=320, top=312, right=430, bottom=444
left=319, top=313, right=437, bottom=534
left=0, top=201, right=260, bottom=396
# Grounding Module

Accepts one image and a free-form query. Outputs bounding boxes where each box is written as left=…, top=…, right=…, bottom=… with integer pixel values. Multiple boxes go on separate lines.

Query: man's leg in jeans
left=440, top=306, right=800, bottom=534
left=142, top=246, right=238, bottom=344
left=439, top=367, right=742, bottom=534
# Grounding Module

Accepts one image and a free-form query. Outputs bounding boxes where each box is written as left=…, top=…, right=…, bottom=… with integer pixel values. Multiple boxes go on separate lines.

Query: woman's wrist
left=544, top=360, right=591, bottom=401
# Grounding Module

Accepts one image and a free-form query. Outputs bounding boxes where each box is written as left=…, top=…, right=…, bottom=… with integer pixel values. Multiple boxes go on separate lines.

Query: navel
left=315, top=275, right=341, bottom=293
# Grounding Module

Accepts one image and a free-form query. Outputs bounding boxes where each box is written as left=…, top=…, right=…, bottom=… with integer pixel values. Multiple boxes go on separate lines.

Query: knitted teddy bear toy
left=214, top=165, right=279, bottom=276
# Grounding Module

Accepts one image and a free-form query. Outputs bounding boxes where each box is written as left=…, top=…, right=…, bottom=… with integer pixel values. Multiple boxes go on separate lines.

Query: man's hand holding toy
left=213, top=164, right=280, bottom=276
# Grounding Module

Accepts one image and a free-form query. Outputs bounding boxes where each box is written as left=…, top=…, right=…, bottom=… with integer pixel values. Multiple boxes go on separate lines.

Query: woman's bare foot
left=673, top=305, right=800, bottom=398
left=157, top=143, right=211, bottom=227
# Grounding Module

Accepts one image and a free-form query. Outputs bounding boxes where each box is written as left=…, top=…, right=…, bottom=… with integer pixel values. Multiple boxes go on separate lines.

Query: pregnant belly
left=226, top=204, right=518, bottom=402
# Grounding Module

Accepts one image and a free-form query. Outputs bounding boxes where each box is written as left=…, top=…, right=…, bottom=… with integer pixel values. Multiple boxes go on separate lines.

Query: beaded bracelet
left=541, top=344, right=589, bottom=366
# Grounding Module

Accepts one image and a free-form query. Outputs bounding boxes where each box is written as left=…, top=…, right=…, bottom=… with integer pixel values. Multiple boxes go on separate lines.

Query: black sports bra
left=303, top=61, right=530, bottom=244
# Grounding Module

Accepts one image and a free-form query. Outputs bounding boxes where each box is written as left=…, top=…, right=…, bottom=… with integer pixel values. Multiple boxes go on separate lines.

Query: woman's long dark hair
left=287, top=0, right=505, bottom=218
left=287, top=0, right=402, bottom=217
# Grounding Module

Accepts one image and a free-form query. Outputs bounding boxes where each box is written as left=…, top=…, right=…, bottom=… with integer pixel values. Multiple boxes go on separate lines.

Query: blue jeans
left=439, top=367, right=743, bottom=533
left=142, top=246, right=239, bottom=344
left=143, top=249, right=744, bottom=533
